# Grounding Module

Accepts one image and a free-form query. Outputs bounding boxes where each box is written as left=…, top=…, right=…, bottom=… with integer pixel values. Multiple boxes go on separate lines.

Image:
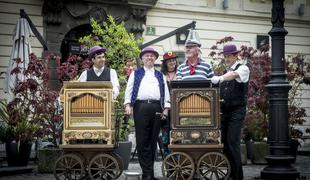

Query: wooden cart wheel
left=88, top=153, right=122, bottom=180
left=162, top=152, right=195, bottom=180
left=54, top=153, right=85, bottom=180
left=110, top=152, right=123, bottom=178
left=197, top=152, right=231, bottom=180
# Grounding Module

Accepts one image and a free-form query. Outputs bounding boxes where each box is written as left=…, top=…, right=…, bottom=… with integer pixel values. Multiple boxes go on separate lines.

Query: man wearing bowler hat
left=124, top=47, right=170, bottom=180
left=211, top=44, right=250, bottom=180
left=79, top=45, right=120, bottom=99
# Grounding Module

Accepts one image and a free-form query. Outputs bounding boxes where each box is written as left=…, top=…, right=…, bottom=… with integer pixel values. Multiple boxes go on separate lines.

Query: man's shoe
left=142, top=175, right=153, bottom=180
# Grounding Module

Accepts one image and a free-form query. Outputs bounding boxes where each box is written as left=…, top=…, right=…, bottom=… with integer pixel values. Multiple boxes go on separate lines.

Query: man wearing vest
left=211, top=44, right=250, bottom=180
left=78, top=45, right=120, bottom=99
left=124, top=47, right=170, bottom=180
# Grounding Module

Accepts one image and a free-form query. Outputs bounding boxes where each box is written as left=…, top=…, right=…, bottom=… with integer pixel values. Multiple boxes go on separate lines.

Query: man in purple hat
left=211, top=44, right=250, bottom=180
left=124, top=47, right=170, bottom=180
left=78, top=45, right=120, bottom=99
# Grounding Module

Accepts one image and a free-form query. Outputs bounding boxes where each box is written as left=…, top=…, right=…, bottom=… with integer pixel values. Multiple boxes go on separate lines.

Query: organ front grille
left=179, top=94, right=211, bottom=116
left=71, top=93, right=105, bottom=117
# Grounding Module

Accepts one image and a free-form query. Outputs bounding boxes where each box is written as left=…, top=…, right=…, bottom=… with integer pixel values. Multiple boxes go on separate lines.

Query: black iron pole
left=261, top=0, right=299, bottom=179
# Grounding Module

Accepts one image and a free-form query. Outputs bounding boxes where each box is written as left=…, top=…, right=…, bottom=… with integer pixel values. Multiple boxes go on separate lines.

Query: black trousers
left=133, top=101, right=161, bottom=178
left=221, top=105, right=246, bottom=180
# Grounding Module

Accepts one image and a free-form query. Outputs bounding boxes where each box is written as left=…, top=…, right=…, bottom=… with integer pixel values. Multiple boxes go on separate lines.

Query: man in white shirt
left=211, top=44, right=250, bottom=180
left=78, top=46, right=120, bottom=99
left=124, top=47, right=170, bottom=180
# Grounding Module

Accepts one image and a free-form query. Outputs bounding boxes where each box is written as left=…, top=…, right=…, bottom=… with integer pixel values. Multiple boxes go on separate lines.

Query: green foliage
left=79, top=16, right=143, bottom=77
left=119, top=118, right=134, bottom=141
left=0, top=101, right=39, bottom=143
left=79, top=16, right=142, bottom=141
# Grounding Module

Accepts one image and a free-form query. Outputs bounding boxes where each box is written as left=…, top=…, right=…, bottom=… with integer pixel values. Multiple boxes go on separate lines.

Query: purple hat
left=88, top=46, right=106, bottom=56
left=139, top=47, right=159, bottom=59
left=223, top=44, right=240, bottom=56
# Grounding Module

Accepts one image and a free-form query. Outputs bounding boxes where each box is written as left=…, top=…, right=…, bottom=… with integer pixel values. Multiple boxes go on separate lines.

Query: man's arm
left=78, top=70, right=87, bottom=82
left=124, top=72, right=135, bottom=115
left=175, top=65, right=182, bottom=80
left=110, top=69, right=120, bottom=99
left=211, top=65, right=249, bottom=84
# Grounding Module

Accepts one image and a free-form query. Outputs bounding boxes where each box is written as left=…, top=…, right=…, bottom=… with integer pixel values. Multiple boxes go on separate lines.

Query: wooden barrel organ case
left=54, top=82, right=123, bottom=180
left=162, top=80, right=231, bottom=180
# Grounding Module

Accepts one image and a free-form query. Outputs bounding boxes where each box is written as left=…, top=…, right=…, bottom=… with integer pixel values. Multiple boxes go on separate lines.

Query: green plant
left=79, top=16, right=142, bottom=140
left=119, top=117, right=134, bottom=141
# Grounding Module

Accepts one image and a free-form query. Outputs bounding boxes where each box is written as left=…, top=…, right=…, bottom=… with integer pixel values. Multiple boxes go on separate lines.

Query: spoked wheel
left=88, top=153, right=122, bottom=180
left=110, top=152, right=123, bottom=178
left=197, top=152, right=231, bottom=180
left=54, top=153, right=85, bottom=180
left=162, top=152, right=195, bottom=180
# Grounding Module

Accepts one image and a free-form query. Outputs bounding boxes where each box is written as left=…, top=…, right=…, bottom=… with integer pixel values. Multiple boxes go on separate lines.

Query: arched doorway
left=60, top=24, right=92, bottom=61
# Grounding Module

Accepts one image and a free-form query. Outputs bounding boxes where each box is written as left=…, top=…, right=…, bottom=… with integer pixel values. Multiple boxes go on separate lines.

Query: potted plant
left=115, top=115, right=134, bottom=170
left=1, top=119, right=38, bottom=167
left=0, top=54, right=60, bottom=166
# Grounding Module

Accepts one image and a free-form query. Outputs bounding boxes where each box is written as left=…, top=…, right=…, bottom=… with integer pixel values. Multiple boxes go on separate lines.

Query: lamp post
left=261, top=0, right=300, bottom=179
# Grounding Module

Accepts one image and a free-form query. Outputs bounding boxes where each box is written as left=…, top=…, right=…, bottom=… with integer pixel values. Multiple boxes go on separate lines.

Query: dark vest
left=86, top=68, right=111, bottom=81
left=130, top=68, right=165, bottom=110
left=220, top=64, right=248, bottom=109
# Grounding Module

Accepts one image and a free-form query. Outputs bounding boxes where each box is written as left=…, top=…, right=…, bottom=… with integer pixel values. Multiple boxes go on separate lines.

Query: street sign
left=146, top=26, right=156, bottom=36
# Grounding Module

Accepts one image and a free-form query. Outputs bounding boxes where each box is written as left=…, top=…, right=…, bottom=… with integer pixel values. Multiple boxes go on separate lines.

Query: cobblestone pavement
left=1, top=155, right=309, bottom=180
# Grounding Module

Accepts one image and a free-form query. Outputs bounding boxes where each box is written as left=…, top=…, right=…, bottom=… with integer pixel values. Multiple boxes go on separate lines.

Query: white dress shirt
left=124, top=67, right=171, bottom=108
left=229, top=61, right=250, bottom=83
left=78, top=66, right=120, bottom=99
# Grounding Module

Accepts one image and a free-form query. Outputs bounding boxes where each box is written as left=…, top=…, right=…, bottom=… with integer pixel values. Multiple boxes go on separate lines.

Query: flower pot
left=240, top=143, right=247, bottom=165
left=38, top=148, right=63, bottom=173
left=5, top=141, right=32, bottom=166
left=115, top=141, right=132, bottom=170
left=245, top=140, right=253, bottom=159
left=251, top=141, right=269, bottom=165
left=290, top=139, right=299, bottom=163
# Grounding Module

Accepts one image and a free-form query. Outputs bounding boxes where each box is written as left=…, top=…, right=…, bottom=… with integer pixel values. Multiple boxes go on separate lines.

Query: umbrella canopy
left=4, top=18, right=33, bottom=101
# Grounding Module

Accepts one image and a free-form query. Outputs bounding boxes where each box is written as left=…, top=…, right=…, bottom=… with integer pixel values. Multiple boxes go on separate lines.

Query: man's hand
left=211, top=75, right=224, bottom=84
left=161, top=108, right=169, bottom=120
left=124, top=104, right=132, bottom=115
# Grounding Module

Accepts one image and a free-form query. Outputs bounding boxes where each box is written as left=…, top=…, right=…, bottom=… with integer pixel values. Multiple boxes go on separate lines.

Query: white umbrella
left=4, top=18, right=33, bottom=102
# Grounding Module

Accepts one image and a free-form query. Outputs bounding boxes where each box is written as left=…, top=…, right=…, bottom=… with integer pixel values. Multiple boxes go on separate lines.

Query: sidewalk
left=0, top=155, right=309, bottom=180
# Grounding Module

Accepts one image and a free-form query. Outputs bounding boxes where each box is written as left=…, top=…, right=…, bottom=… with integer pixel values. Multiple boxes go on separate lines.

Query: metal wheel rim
left=197, top=152, right=231, bottom=180
left=54, top=153, right=85, bottom=180
left=88, top=153, right=121, bottom=180
left=162, top=152, right=195, bottom=180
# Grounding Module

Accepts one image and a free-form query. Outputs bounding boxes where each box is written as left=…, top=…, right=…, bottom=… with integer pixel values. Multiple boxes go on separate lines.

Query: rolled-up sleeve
left=110, top=69, right=120, bottom=99
left=163, top=76, right=171, bottom=108
left=78, top=70, right=87, bottom=82
left=124, top=72, right=135, bottom=105
left=235, top=65, right=250, bottom=83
